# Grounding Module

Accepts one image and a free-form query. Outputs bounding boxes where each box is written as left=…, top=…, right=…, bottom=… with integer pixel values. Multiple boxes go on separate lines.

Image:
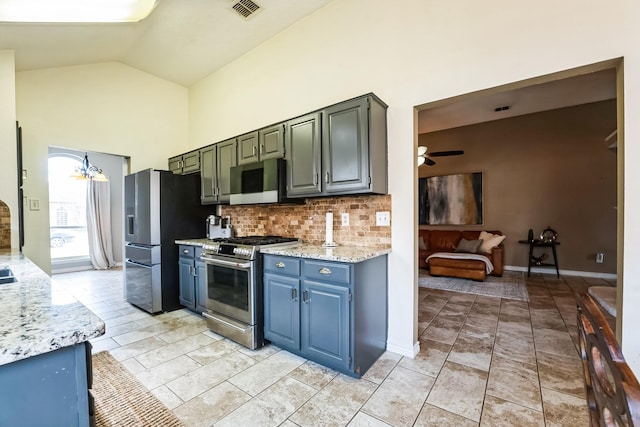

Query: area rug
left=92, top=351, right=184, bottom=427
left=419, top=270, right=529, bottom=301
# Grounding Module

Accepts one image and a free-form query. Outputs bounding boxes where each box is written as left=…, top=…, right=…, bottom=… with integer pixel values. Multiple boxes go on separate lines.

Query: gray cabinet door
left=216, top=138, right=238, bottom=203
left=323, top=97, right=370, bottom=194
left=195, top=259, right=207, bottom=314
left=168, top=155, right=183, bottom=174
left=178, top=256, right=195, bottom=309
left=182, top=150, right=201, bottom=174
left=237, top=131, right=259, bottom=165
left=285, top=112, right=322, bottom=197
left=259, top=124, right=285, bottom=161
left=200, top=145, right=217, bottom=204
left=264, top=273, right=300, bottom=349
left=301, top=279, right=350, bottom=370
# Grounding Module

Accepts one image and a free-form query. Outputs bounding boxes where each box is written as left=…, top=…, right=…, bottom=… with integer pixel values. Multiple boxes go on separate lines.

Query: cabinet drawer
left=179, top=245, right=195, bottom=257
left=264, top=255, right=300, bottom=276
left=194, top=246, right=204, bottom=258
left=303, top=260, right=351, bottom=285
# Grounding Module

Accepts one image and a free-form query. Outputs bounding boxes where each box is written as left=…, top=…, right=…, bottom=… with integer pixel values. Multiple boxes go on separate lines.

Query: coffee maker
left=206, top=215, right=233, bottom=239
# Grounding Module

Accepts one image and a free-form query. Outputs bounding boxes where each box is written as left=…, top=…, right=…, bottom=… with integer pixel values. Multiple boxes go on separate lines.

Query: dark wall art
left=419, top=172, right=483, bottom=225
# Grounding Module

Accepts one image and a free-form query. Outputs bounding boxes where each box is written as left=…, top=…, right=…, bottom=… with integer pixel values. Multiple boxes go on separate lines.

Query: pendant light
left=71, top=153, right=109, bottom=182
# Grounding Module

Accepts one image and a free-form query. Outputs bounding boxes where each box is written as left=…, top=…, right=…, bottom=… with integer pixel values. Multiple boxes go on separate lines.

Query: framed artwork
left=419, top=172, right=483, bottom=225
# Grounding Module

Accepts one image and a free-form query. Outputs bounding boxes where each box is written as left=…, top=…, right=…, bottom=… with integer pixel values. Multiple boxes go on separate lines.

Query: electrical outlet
left=596, top=252, right=604, bottom=263
left=341, top=213, right=349, bottom=226
left=376, top=211, right=390, bottom=226
left=29, top=198, right=40, bottom=211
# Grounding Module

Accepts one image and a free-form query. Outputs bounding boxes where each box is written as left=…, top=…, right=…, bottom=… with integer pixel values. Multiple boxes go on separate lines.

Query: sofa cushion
left=478, top=231, right=506, bottom=253
left=429, top=230, right=461, bottom=252
left=455, top=238, right=482, bottom=253
left=419, top=236, right=427, bottom=250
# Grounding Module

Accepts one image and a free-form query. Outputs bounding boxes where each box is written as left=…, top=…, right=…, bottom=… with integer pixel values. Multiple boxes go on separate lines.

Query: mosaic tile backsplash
left=220, top=195, right=391, bottom=247
left=0, top=201, right=10, bottom=249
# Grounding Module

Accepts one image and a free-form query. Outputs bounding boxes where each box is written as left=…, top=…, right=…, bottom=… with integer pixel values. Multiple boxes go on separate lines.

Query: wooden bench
left=576, top=292, right=640, bottom=426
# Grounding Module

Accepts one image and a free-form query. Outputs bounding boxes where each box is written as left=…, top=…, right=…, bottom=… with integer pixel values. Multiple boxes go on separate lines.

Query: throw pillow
left=478, top=231, right=506, bottom=253
left=418, top=236, right=427, bottom=250
left=455, top=238, right=482, bottom=253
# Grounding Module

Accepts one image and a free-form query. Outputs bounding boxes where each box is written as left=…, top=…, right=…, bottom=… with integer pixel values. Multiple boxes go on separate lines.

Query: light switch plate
left=29, top=198, right=40, bottom=211
left=376, top=211, right=390, bottom=226
left=341, top=213, right=349, bottom=226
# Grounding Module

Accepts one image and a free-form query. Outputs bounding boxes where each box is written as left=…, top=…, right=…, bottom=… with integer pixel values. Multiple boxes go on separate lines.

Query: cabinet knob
left=275, top=261, right=285, bottom=268
left=319, top=267, right=331, bottom=275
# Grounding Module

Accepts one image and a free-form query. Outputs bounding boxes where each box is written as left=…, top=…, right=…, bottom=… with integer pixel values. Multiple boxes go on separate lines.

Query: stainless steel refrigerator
left=124, top=169, right=210, bottom=313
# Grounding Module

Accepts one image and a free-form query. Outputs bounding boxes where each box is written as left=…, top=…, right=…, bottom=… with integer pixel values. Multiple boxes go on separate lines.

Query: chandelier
left=71, top=153, right=109, bottom=182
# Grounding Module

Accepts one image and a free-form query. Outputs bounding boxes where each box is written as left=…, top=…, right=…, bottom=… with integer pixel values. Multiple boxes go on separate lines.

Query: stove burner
left=227, top=235, right=298, bottom=246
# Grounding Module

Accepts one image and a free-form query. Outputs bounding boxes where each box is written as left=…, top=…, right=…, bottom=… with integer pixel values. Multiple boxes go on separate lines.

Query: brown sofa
left=419, top=229, right=505, bottom=281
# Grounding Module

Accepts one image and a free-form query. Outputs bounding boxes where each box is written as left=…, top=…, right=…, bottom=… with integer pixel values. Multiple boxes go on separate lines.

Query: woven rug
left=419, top=270, right=529, bottom=301
left=92, top=351, right=184, bottom=427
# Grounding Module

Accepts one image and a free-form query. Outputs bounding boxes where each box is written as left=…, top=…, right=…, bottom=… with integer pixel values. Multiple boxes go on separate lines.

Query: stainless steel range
left=200, top=235, right=300, bottom=349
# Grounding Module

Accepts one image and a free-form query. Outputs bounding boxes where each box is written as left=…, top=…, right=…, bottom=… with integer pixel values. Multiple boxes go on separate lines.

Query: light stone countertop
left=0, top=251, right=105, bottom=366
left=261, top=244, right=391, bottom=263
left=175, top=238, right=391, bottom=263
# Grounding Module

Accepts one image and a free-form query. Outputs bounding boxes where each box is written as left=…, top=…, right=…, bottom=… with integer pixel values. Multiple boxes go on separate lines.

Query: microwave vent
left=232, top=0, right=261, bottom=19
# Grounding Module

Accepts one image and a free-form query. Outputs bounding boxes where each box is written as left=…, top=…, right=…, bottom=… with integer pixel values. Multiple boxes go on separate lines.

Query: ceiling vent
left=231, top=0, right=261, bottom=19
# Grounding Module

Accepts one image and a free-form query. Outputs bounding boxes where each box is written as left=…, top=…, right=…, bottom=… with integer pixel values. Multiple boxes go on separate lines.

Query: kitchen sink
left=0, top=267, right=17, bottom=284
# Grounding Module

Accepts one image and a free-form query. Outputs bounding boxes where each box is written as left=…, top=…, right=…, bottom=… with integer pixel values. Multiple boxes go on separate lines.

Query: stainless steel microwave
left=229, top=158, right=298, bottom=205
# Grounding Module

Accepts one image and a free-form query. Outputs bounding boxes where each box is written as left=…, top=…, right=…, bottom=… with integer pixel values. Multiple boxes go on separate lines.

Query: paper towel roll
left=325, top=212, right=333, bottom=244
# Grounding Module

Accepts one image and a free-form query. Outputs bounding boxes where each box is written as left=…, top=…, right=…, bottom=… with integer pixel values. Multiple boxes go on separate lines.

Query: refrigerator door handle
left=125, top=258, right=152, bottom=268
left=127, top=214, right=135, bottom=236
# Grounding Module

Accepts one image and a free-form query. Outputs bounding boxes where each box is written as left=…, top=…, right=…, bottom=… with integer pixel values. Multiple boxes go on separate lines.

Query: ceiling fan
left=417, top=145, right=464, bottom=166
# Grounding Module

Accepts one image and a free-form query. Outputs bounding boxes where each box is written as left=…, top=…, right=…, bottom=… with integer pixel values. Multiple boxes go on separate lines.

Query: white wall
left=188, top=0, right=640, bottom=368
left=15, top=62, right=189, bottom=273
left=0, top=51, right=18, bottom=249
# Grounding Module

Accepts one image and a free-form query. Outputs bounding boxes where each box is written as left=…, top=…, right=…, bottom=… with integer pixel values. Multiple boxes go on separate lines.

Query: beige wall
left=419, top=100, right=617, bottom=275
left=187, top=0, right=640, bottom=365
left=15, top=62, right=189, bottom=273
left=0, top=51, right=18, bottom=249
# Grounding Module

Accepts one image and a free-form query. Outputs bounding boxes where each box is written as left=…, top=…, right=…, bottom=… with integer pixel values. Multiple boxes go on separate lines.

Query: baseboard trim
left=387, top=340, right=420, bottom=358
left=505, top=265, right=617, bottom=280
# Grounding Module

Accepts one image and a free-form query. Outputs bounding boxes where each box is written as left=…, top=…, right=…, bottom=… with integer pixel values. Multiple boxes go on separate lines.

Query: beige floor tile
left=167, top=352, right=256, bottom=401
left=486, top=355, right=542, bottom=412
left=136, top=332, right=215, bottom=368
left=499, top=300, right=530, bottom=317
left=480, top=395, right=544, bottom=426
left=157, top=322, right=210, bottom=344
left=536, top=350, right=584, bottom=397
left=288, top=359, right=339, bottom=390
left=238, top=343, right=281, bottom=361
left=228, top=350, right=306, bottom=396
left=90, top=337, right=119, bottom=353
left=151, top=384, right=183, bottom=410
left=447, top=332, right=493, bottom=371
left=426, top=361, right=488, bottom=422
left=459, top=315, right=498, bottom=341
left=347, top=412, right=392, bottom=426
left=361, top=365, right=434, bottom=426
left=398, top=338, right=451, bottom=377
left=497, top=312, right=533, bottom=335
left=289, top=375, right=378, bottom=427
left=108, top=336, right=168, bottom=361
left=424, top=316, right=462, bottom=345
left=414, top=403, right=478, bottom=427
left=216, top=377, right=316, bottom=427
left=530, top=308, right=567, bottom=331
left=493, top=329, right=537, bottom=366
left=541, top=387, right=590, bottom=427
left=173, top=381, right=251, bottom=427
left=360, top=351, right=401, bottom=384
left=468, top=302, right=501, bottom=319
left=533, top=328, right=577, bottom=357
left=135, top=354, right=202, bottom=390
left=186, top=338, right=245, bottom=365
left=120, top=356, right=146, bottom=375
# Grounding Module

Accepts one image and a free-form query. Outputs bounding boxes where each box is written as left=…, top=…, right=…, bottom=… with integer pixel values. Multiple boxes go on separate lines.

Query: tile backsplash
left=221, top=195, right=391, bottom=247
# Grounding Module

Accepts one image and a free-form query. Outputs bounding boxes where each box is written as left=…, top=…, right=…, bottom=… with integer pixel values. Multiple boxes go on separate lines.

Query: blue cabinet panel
left=264, top=273, right=300, bottom=349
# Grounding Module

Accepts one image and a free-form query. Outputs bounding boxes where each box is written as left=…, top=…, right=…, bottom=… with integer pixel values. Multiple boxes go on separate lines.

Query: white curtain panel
left=87, top=180, right=116, bottom=270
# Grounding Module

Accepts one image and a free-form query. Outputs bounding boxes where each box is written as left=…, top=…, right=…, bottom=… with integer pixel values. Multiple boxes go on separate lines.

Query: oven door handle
left=201, top=255, right=252, bottom=270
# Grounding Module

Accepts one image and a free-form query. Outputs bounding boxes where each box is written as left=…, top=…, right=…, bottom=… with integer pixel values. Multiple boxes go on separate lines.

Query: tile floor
left=52, top=268, right=614, bottom=426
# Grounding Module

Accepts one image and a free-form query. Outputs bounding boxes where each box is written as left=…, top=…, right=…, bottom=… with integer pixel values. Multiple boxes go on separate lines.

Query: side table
left=518, top=239, right=560, bottom=278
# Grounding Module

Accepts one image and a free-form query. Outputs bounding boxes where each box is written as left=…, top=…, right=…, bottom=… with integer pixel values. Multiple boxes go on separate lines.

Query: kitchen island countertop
left=176, top=238, right=391, bottom=263
left=0, top=251, right=105, bottom=366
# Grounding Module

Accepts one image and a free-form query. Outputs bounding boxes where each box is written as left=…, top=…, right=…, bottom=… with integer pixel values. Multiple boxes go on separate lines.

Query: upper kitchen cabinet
left=200, top=138, right=237, bottom=204
left=285, top=94, right=388, bottom=198
left=168, top=149, right=200, bottom=174
left=238, top=124, right=286, bottom=165
left=285, top=112, right=322, bottom=197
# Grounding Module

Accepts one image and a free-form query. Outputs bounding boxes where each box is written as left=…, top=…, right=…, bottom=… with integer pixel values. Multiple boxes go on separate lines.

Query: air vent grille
left=232, top=0, right=260, bottom=18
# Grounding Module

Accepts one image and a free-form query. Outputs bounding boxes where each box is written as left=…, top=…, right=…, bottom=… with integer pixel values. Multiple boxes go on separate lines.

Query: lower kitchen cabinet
left=178, top=245, right=207, bottom=314
left=264, top=254, right=387, bottom=377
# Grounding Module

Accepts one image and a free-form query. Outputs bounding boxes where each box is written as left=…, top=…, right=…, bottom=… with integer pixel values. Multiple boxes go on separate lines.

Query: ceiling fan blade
left=425, top=157, right=436, bottom=166
left=428, top=150, right=464, bottom=157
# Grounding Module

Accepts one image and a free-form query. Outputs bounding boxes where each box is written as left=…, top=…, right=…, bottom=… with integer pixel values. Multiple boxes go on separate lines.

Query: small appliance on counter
left=206, top=215, right=234, bottom=239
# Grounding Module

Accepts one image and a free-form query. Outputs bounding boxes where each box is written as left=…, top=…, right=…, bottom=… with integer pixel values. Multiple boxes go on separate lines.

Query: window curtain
left=86, top=180, right=116, bottom=270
